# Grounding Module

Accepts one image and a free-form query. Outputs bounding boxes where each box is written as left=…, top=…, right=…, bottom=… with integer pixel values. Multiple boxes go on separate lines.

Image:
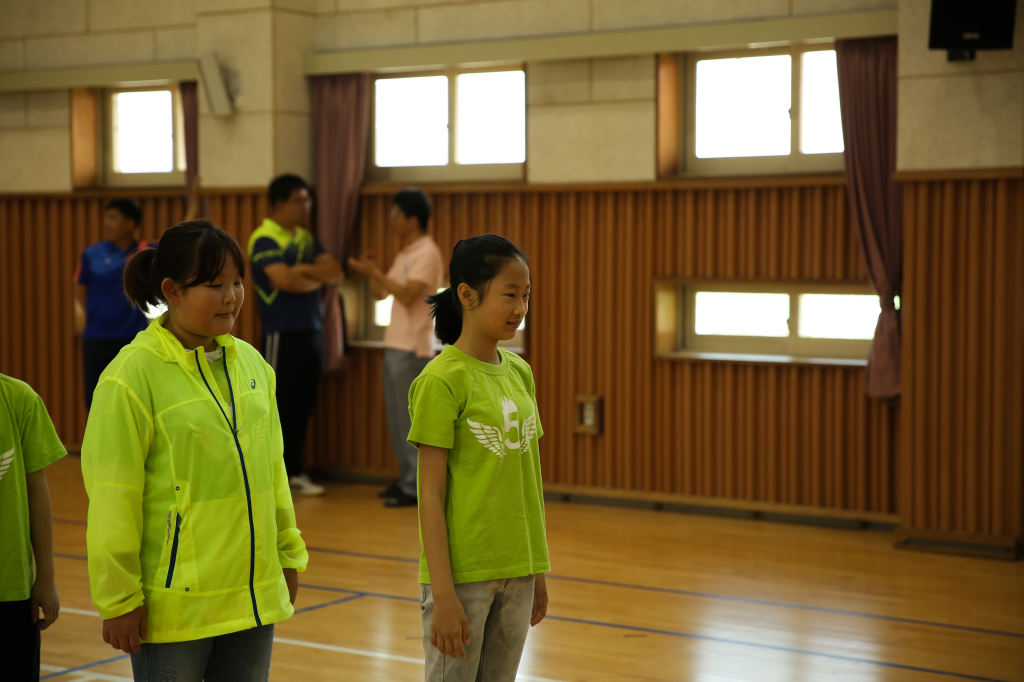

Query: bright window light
left=144, top=302, right=168, bottom=321
left=798, top=294, right=880, bottom=339
left=801, top=50, right=844, bottom=155
left=375, top=296, right=394, bottom=327
left=695, top=55, right=792, bottom=159
left=456, top=71, right=525, bottom=165
left=114, top=91, right=174, bottom=173
left=375, top=76, right=449, bottom=167
left=695, top=292, right=790, bottom=337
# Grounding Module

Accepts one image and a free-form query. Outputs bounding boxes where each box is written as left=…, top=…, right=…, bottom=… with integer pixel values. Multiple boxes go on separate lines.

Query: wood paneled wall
left=310, top=179, right=900, bottom=517
left=901, top=179, right=1024, bottom=544
left=6, top=179, right=1021, bottom=547
left=0, top=189, right=266, bottom=448
left=0, top=180, right=902, bottom=521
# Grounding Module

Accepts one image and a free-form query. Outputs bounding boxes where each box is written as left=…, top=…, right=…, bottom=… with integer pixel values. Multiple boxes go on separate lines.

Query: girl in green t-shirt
left=409, top=234, right=550, bottom=682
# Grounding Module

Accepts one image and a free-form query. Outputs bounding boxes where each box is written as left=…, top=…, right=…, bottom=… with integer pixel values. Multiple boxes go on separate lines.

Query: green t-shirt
left=0, top=375, right=66, bottom=601
left=408, top=345, right=550, bottom=585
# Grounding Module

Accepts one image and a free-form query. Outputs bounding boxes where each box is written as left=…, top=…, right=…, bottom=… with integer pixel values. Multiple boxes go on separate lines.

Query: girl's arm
left=267, top=367, right=308, bottom=599
left=27, top=469, right=58, bottom=630
left=531, top=573, right=548, bottom=626
left=82, top=379, right=150, bottom=652
left=418, top=444, right=470, bottom=659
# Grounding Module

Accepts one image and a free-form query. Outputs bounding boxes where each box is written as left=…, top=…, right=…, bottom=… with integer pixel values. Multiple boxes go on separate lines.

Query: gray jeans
left=129, top=624, right=273, bottom=682
left=421, top=576, right=535, bottom=682
left=383, top=348, right=431, bottom=496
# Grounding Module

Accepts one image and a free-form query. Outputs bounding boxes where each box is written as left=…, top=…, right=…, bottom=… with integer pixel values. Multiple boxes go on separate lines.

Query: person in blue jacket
left=74, top=199, right=156, bottom=409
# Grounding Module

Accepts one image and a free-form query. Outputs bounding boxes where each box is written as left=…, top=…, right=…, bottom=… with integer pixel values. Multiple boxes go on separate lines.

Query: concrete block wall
left=0, top=91, right=71, bottom=192
left=0, top=0, right=198, bottom=71
left=527, top=56, right=656, bottom=183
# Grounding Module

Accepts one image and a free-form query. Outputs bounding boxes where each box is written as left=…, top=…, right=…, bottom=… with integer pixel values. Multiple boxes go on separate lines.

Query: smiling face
left=162, top=258, right=245, bottom=347
left=458, top=257, right=530, bottom=343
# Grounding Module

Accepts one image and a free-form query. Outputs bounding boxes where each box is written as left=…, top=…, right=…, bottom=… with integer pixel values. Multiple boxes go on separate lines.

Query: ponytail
left=122, top=220, right=246, bottom=311
left=123, top=247, right=160, bottom=309
left=428, top=287, right=463, bottom=346
left=428, top=235, right=528, bottom=346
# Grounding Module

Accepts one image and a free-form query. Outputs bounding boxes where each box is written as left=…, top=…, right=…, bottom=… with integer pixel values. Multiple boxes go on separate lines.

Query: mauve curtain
left=180, top=82, right=199, bottom=206
left=836, top=37, right=903, bottom=399
left=313, top=73, right=372, bottom=374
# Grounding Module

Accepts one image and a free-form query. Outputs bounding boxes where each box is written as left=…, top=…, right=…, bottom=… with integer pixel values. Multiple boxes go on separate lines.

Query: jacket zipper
left=194, top=350, right=262, bottom=627
left=165, top=513, right=182, bottom=588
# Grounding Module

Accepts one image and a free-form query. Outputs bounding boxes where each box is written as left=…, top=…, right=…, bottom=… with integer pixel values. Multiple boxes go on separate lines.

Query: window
left=368, top=67, right=525, bottom=182
left=683, top=44, right=844, bottom=175
left=104, top=86, right=185, bottom=187
left=353, top=282, right=528, bottom=354
left=655, top=281, right=879, bottom=362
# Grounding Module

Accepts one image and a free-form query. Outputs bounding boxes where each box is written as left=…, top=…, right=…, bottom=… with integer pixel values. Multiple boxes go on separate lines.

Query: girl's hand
left=284, top=568, right=299, bottom=605
left=430, top=592, right=470, bottom=658
left=31, top=575, right=59, bottom=631
left=102, top=606, right=147, bottom=654
left=530, top=574, right=548, bottom=627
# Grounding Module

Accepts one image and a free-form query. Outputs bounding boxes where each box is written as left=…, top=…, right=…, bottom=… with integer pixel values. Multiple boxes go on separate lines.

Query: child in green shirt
left=409, top=234, right=549, bottom=682
left=0, top=374, right=66, bottom=681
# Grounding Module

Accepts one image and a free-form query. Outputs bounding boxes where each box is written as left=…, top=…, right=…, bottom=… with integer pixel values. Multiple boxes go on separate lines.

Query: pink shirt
left=383, top=235, right=444, bottom=358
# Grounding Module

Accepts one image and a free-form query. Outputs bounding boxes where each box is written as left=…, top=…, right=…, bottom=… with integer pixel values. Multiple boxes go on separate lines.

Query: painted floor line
left=40, top=654, right=130, bottom=680
left=273, top=637, right=567, bottom=682
left=55, top=541, right=1024, bottom=641
left=301, top=545, right=1024, bottom=641
left=40, top=665, right=132, bottom=682
left=298, top=583, right=1019, bottom=682
left=63, top=606, right=101, bottom=617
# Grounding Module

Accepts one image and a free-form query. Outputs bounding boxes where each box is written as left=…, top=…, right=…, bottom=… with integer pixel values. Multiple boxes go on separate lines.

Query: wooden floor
left=43, top=455, right=1024, bottom=682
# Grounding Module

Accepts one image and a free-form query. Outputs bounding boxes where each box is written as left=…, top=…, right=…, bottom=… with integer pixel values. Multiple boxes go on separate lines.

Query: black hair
left=123, top=220, right=246, bottom=310
left=391, top=188, right=431, bottom=232
left=428, top=234, right=528, bottom=346
left=268, top=174, right=309, bottom=208
left=104, top=198, right=142, bottom=227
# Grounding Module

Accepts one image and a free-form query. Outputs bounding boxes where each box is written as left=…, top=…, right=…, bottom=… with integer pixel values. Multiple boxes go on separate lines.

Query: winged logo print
left=0, top=448, right=14, bottom=483
left=467, top=419, right=506, bottom=458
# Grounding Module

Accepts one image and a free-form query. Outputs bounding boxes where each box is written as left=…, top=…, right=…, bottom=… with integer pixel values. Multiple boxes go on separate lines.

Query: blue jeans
left=129, top=624, right=274, bottom=682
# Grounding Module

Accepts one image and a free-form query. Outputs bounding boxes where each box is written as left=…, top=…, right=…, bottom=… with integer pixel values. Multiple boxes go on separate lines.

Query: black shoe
left=378, top=482, right=401, bottom=499
left=384, top=490, right=417, bottom=508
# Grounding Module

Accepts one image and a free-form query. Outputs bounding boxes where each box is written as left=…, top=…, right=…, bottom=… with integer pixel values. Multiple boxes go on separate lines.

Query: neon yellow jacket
left=82, top=315, right=308, bottom=643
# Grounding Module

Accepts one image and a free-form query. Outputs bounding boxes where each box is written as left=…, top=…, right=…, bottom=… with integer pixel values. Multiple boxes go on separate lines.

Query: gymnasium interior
left=0, top=0, right=1022, bottom=680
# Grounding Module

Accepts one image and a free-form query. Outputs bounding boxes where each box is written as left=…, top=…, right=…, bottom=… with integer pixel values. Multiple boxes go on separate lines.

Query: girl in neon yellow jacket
left=82, top=220, right=308, bottom=677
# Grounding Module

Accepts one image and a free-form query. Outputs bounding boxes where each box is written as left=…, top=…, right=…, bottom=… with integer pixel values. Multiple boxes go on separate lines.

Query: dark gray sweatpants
left=383, top=348, right=431, bottom=496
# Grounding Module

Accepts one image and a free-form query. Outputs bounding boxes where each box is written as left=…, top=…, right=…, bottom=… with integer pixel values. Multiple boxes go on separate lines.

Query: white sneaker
left=289, top=474, right=325, bottom=496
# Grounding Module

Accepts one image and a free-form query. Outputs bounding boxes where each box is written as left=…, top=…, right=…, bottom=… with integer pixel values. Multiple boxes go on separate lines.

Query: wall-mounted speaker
left=198, top=52, right=235, bottom=117
left=929, top=1, right=1017, bottom=61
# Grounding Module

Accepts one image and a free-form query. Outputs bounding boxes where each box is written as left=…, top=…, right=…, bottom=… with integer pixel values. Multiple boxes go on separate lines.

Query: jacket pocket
left=165, top=512, right=182, bottom=589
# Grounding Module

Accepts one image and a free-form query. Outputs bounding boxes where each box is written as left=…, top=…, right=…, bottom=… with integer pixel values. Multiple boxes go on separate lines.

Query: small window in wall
left=683, top=44, right=844, bottom=175
left=655, top=281, right=878, bottom=362
left=369, top=67, right=525, bottom=183
left=104, top=86, right=185, bottom=187
left=354, top=282, right=527, bottom=353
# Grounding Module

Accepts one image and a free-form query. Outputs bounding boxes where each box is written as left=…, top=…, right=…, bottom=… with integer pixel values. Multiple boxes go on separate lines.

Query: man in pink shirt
left=349, top=189, right=443, bottom=507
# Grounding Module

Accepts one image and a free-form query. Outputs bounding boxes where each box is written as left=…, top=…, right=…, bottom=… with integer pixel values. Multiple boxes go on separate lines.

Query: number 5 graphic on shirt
left=501, top=398, right=520, bottom=450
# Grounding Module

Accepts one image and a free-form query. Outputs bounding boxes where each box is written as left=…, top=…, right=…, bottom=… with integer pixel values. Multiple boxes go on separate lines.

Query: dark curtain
left=180, top=82, right=200, bottom=208
left=836, top=37, right=903, bottom=399
left=312, top=73, right=372, bottom=374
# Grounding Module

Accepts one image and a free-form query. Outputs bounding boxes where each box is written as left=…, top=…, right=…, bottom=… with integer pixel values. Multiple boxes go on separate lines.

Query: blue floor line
left=40, top=653, right=130, bottom=679
left=302, top=545, right=1024, bottom=640
left=294, top=592, right=366, bottom=614
left=296, top=583, right=1016, bottom=682
left=544, top=574, right=1024, bottom=640
left=54, top=521, right=1024, bottom=641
